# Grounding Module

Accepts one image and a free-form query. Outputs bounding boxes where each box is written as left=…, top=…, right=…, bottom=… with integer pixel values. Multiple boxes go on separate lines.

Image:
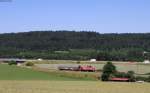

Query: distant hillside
left=0, top=31, right=150, bottom=61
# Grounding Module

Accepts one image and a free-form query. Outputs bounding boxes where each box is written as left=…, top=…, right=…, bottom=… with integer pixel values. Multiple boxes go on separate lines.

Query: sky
left=0, top=0, right=150, bottom=33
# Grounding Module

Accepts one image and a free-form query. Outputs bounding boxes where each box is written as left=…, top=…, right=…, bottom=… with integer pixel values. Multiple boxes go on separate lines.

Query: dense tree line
left=0, top=31, right=150, bottom=61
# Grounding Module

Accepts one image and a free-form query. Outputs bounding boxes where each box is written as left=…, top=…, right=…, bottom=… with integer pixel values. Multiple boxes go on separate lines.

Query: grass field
left=0, top=81, right=149, bottom=93
left=0, top=64, right=93, bottom=80
left=0, top=62, right=149, bottom=93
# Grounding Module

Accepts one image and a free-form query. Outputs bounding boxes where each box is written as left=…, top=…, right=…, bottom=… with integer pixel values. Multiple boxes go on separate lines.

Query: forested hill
left=0, top=31, right=150, bottom=61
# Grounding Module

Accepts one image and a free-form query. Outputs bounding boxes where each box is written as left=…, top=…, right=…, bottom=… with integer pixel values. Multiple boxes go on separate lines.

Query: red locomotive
left=58, top=65, right=96, bottom=72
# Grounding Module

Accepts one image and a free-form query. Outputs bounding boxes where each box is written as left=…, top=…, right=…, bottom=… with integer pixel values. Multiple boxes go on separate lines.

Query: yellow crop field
left=0, top=81, right=149, bottom=93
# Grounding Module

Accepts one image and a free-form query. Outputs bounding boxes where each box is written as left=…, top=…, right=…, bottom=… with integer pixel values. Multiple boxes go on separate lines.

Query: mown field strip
left=0, top=81, right=149, bottom=93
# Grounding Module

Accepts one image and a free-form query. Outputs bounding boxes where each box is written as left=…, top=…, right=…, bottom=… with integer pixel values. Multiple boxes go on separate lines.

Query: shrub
left=76, top=61, right=81, bottom=64
left=113, top=71, right=136, bottom=82
left=146, top=76, right=150, bottom=82
left=8, top=61, right=17, bottom=65
left=127, top=71, right=135, bottom=82
left=114, top=72, right=128, bottom=78
left=26, top=62, right=34, bottom=66
left=145, top=73, right=150, bottom=75
left=135, top=76, right=147, bottom=81
left=101, top=73, right=110, bottom=81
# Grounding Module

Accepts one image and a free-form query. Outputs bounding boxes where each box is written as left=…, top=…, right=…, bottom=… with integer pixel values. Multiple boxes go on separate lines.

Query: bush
left=114, top=71, right=136, bottom=82
left=135, top=76, right=147, bottom=81
left=101, top=73, right=110, bottom=81
left=127, top=71, right=136, bottom=82
left=25, top=62, right=34, bottom=66
left=8, top=61, right=17, bottom=65
left=135, top=76, right=150, bottom=82
left=145, top=73, right=150, bottom=75
left=76, top=61, right=81, bottom=64
left=114, top=72, right=128, bottom=78
left=146, top=76, right=150, bottom=82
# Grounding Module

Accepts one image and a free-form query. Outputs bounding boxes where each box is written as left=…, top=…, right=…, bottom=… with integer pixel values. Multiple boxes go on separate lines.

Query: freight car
left=58, top=65, right=96, bottom=72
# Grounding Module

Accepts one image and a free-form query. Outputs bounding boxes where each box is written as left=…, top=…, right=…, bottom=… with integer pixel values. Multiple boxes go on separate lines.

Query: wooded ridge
left=0, top=31, right=149, bottom=61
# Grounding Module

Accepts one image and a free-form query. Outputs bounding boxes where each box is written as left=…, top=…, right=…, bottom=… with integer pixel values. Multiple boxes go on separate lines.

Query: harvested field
left=0, top=81, right=149, bottom=93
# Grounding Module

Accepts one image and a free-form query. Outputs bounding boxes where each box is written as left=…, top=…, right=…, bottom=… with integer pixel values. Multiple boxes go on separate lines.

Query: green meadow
left=0, top=64, right=93, bottom=80
left=0, top=63, right=149, bottom=93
